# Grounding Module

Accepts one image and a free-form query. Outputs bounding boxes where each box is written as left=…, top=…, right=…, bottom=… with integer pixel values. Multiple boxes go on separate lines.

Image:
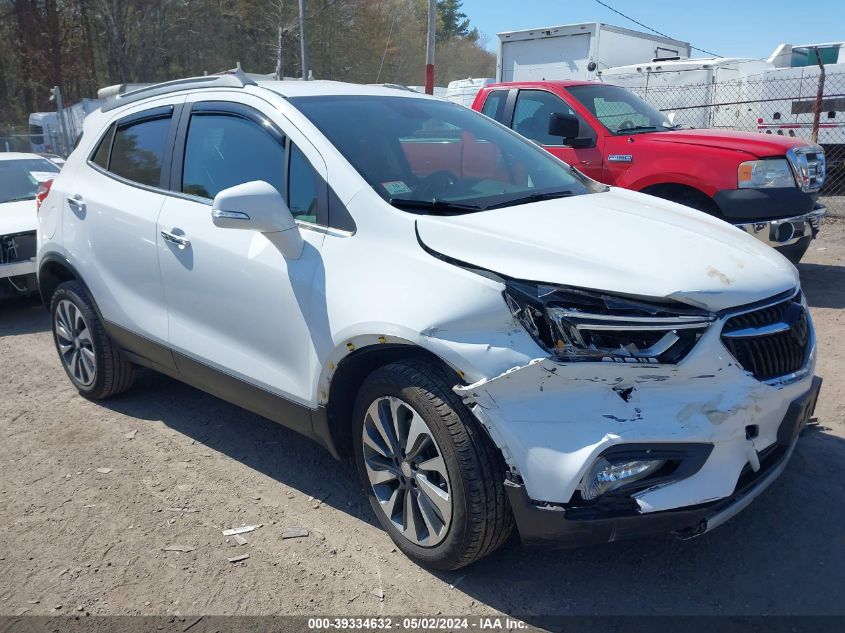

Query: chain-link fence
left=0, top=123, right=71, bottom=158
left=624, top=70, right=845, bottom=216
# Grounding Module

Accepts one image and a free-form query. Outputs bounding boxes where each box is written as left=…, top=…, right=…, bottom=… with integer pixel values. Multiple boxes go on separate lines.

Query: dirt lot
left=1, top=220, right=844, bottom=623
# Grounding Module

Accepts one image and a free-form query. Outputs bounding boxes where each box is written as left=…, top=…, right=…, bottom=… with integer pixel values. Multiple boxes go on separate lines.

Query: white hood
left=0, top=199, right=38, bottom=236
left=416, top=188, right=798, bottom=312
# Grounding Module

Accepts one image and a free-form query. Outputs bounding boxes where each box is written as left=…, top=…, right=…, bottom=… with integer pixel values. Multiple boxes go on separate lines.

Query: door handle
left=161, top=229, right=191, bottom=249
left=66, top=194, right=86, bottom=214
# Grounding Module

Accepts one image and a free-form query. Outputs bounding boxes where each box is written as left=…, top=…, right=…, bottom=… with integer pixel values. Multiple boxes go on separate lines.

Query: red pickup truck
left=471, top=81, right=826, bottom=263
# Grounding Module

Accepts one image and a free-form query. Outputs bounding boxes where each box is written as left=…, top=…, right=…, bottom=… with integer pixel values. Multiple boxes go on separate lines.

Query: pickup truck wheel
left=50, top=280, right=135, bottom=400
left=353, top=359, right=513, bottom=570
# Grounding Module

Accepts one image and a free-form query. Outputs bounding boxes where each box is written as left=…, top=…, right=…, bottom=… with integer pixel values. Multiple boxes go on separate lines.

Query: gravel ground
left=1, top=219, right=843, bottom=624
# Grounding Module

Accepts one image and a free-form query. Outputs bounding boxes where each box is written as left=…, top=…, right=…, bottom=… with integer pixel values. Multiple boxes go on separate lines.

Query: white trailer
left=496, top=22, right=690, bottom=83
left=599, top=42, right=845, bottom=146
left=597, top=57, right=768, bottom=130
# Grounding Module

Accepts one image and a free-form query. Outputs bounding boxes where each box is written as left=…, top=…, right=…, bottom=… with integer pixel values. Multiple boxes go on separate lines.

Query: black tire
left=50, top=280, right=135, bottom=400
left=352, top=359, right=513, bottom=570
left=776, top=235, right=812, bottom=265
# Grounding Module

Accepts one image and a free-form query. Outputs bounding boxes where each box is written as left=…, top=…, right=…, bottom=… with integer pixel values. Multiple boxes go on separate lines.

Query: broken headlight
left=504, top=281, right=714, bottom=364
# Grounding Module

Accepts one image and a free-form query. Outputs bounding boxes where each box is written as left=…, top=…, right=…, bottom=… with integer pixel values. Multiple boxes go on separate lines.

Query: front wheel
left=352, top=359, right=513, bottom=570
left=50, top=280, right=135, bottom=399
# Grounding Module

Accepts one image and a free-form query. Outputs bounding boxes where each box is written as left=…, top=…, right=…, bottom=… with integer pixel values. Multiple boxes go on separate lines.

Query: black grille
left=721, top=295, right=810, bottom=382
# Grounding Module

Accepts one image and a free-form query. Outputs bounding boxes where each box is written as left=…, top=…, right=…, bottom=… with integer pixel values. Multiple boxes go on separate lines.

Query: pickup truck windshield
left=290, top=95, right=599, bottom=213
left=0, top=158, right=59, bottom=204
left=566, top=84, right=675, bottom=135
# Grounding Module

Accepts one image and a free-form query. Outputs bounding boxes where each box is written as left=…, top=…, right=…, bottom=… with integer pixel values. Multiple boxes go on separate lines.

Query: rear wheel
left=50, top=280, right=135, bottom=399
left=352, top=359, right=513, bottom=570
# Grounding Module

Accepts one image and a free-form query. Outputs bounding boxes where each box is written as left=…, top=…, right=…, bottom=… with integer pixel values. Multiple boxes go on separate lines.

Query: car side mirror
left=548, top=112, right=580, bottom=141
left=212, top=180, right=303, bottom=260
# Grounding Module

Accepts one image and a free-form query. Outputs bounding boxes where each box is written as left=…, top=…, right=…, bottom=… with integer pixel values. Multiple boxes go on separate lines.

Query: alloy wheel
left=362, top=396, right=452, bottom=546
left=55, top=299, right=96, bottom=387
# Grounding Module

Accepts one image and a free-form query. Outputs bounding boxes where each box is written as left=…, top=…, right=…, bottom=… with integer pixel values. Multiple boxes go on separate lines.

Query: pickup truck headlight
left=504, top=281, right=714, bottom=364
left=737, top=159, right=795, bottom=189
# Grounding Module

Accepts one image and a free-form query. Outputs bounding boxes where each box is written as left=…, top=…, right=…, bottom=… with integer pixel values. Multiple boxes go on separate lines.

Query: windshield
left=566, top=84, right=675, bottom=135
left=0, top=158, right=60, bottom=204
left=289, top=95, right=600, bottom=212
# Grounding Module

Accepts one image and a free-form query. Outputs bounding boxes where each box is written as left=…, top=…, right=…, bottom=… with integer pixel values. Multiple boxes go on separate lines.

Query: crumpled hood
left=646, top=128, right=808, bottom=158
left=416, top=188, right=798, bottom=313
left=0, top=199, right=37, bottom=236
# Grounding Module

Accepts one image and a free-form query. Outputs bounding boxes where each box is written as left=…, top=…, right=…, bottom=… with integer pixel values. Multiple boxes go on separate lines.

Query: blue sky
left=461, top=0, right=845, bottom=59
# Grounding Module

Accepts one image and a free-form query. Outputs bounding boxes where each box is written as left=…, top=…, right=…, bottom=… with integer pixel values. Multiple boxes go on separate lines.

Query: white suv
left=37, top=73, right=820, bottom=569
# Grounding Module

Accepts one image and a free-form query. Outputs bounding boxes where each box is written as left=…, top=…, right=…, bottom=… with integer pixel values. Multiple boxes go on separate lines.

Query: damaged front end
left=456, top=283, right=820, bottom=547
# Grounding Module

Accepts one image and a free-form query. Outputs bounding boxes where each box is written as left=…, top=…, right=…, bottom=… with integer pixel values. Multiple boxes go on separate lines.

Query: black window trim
left=170, top=100, right=330, bottom=228
left=86, top=103, right=181, bottom=193
left=509, top=88, right=597, bottom=150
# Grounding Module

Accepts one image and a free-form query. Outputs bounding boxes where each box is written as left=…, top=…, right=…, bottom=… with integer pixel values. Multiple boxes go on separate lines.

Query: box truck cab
left=472, top=81, right=826, bottom=263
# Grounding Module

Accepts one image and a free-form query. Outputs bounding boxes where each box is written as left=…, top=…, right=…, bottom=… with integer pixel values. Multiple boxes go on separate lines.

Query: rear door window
left=110, top=114, right=171, bottom=187
left=480, top=90, right=508, bottom=121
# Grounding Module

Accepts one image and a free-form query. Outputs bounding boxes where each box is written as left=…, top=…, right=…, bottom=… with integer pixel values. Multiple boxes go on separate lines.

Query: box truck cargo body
left=497, top=22, right=691, bottom=83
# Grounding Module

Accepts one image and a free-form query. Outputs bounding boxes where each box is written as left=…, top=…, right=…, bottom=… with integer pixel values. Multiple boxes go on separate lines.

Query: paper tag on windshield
left=29, top=171, right=56, bottom=183
left=382, top=180, right=412, bottom=195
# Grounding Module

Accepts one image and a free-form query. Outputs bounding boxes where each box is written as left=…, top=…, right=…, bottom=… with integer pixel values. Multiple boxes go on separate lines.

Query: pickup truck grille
left=787, top=146, right=825, bottom=192
left=721, top=294, right=810, bottom=382
left=0, top=231, right=36, bottom=264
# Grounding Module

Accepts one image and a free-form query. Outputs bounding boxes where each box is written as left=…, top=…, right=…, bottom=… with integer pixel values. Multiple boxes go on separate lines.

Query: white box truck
left=496, top=22, right=691, bottom=83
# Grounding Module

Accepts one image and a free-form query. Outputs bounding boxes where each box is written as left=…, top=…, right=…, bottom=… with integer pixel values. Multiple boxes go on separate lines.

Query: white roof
left=255, top=80, right=441, bottom=100
left=600, top=57, right=755, bottom=74
left=0, top=152, right=45, bottom=162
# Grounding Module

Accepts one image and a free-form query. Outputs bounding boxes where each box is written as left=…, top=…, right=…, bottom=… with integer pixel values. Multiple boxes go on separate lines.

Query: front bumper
left=735, top=205, right=826, bottom=248
left=0, top=257, right=36, bottom=279
left=505, top=376, right=821, bottom=546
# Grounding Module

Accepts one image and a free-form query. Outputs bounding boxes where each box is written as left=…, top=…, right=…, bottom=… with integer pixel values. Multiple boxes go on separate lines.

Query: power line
left=592, top=0, right=721, bottom=57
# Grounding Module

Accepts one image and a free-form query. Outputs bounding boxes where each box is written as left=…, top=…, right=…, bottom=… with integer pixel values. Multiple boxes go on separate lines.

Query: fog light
left=580, top=458, right=665, bottom=500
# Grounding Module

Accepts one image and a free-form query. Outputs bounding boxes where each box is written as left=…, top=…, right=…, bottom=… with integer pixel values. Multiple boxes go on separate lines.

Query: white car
left=37, top=74, right=820, bottom=569
left=1, top=152, right=60, bottom=297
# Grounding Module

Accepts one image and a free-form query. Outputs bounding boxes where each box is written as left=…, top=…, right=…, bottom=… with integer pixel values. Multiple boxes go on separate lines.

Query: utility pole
left=298, top=0, right=309, bottom=80
left=425, top=0, right=436, bottom=94
left=50, top=86, right=70, bottom=157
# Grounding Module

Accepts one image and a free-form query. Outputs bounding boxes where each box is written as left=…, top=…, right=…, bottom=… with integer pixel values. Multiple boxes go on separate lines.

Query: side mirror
left=212, top=180, right=303, bottom=260
left=548, top=112, right=580, bottom=140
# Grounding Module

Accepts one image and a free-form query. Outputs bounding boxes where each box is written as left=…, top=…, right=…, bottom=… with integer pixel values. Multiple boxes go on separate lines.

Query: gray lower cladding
left=103, top=321, right=339, bottom=459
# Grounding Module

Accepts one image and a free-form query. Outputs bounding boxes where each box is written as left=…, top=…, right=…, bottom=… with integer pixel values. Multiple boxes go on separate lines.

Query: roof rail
left=101, top=71, right=257, bottom=112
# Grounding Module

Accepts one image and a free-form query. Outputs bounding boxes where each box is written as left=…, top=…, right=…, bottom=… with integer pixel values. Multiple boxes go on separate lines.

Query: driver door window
left=182, top=114, right=285, bottom=199
left=512, top=90, right=595, bottom=147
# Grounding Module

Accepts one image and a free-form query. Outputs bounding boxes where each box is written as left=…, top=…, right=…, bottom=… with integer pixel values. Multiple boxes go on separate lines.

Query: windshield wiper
left=1, top=195, right=36, bottom=203
left=485, top=190, right=574, bottom=210
left=389, top=198, right=484, bottom=214
left=616, top=125, right=659, bottom=135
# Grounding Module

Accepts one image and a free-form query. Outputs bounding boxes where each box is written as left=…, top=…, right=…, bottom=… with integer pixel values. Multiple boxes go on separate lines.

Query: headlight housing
left=737, top=159, right=795, bottom=189
left=504, top=281, right=713, bottom=364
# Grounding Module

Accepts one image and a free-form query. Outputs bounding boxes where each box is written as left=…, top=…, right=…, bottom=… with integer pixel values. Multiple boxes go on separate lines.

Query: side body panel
left=156, top=90, right=328, bottom=407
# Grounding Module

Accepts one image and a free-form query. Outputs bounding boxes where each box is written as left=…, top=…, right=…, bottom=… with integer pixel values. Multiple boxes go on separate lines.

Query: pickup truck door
left=506, top=88, right=604, bottom=182
left=155, top=94, right=327, bottom=424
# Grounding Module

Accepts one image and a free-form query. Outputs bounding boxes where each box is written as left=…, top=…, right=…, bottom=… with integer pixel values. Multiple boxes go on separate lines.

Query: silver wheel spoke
left=417, top=455, right=447, bottom=479
left=362, top=420, right=391, bottom=458
left=77, top=327, right=92, bottom=345
left=383, top=487, right=403, bottom=521
left=404, top=411, right=431, bottom=461
left=403, top=486, right=419, bottom=540
left=374, top=401, right=400, bottom=455
left=415, top=488, right=444, bottom=540
left=416, top=473, right=451, bottom=521
left=366, top=463, right=399, bottom=485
